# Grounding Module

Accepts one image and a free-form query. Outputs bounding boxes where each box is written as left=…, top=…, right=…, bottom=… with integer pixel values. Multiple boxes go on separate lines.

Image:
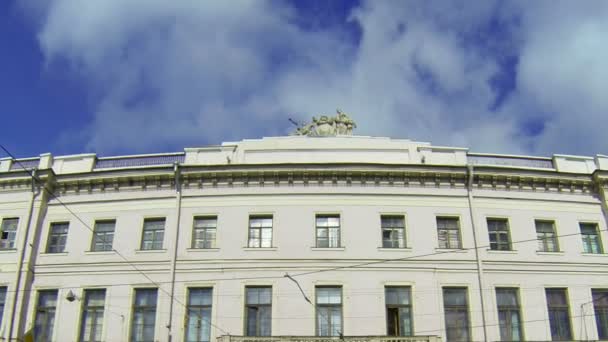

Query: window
left=437, top=217, right=461, bottom=249
left=592, top=289, right=608, bottom=340
left=0, top=218, right=18, bottom=249
left=536, top=220, right=559, bottom=252
left=316, top=215, right=340, bottom=248
left=192, top=217, right=217, bottom=249
left=545, top=288, right=572, bottom=341
left=581, top=223, right=602, bottom=254
left=186, top=288, right=213, bottom=342
left=245, top=286, right=272, bottom=336
left=91, top=220, right=115, bottom=252
left=34, top=290, right=58, bottom=342
left=131, top=289, right=158, bottom=342
left=248, top=216, right=272, bottom=248
left=442, top=287, right=470, bottom=342
left=0, top=287, right=6, bottom=327
left=47, top=222, right=69, bottom=253
left=487, top=218, right=511, bottom=251
left=496, top=288, right=522, bottom=341
left=382, top=216, right=406, bottom=248
left=385, top=286, right=412, bottom=336
left=316, top=286, right=342, bottom=337
left=141, top=218, right=165, bottom=250
left=79, top=289, right=106, bottom=342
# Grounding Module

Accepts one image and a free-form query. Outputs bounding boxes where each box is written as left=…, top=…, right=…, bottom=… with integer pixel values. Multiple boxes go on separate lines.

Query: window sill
left=434, top=248, right=468, bottom=253
left=187, top=248, right=220, bottom=252
left=135, top=249, right=167, bottom=254
left=40, top=252, right=68, bottom=256
left=377, top=247, right=412, bottom=252
left=310, top=247, right=345, bottom=251
left=581, top=252, right=608, bottom=257
left=242, top=247, right=278, bottom=251
left=0, top=248, right=17, bottom=253
left=536, top=251, right=564, bottom=255
left=486, top=249, right=518, bottom=254
left=84, top=250, right=115, bottom=255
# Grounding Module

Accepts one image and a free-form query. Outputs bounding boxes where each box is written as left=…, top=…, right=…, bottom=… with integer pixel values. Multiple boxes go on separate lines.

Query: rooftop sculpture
left=291, top=109, right=357, bottom=137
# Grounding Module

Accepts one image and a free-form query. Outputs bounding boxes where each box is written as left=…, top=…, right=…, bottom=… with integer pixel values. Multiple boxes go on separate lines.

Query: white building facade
left=1, top=134, right=608, bottom=342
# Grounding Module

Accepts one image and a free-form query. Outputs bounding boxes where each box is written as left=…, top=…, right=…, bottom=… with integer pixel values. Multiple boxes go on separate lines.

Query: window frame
left=315, top=214, right=341, bottom=248
left=34, top=289, right=59, bottom=342
left=315, top=285, right=343, bottom=337
left=247, top=216, right=273, bottom=248
left=580, top=222, right=603, bottom=254
left=436, top=216, right=462, bottom=249
left=140, top=218, right=166, bottom=251
left=495, top=287, right=523, bottom=341
left=381, top=215, right=406, bottom=248
left=0, top=217, right=19, bottom=249
left=545, top=288, right=573, bottom=341
left=191, top=216, right=218, bottom=249
left=442, top=287, right=471, bottom=342
left=130, top=288, right=158, bottom=342
left=535, top=220, right=560, bottom=252
left=185, top=287, right=213, bottom=342
left=46, top=222, right=69, bottom=253
left=90, top=220, right=116, bottom=252
left=244, top=286, right=272, bottom=337
left=385, top=286, right=413, bottom=336
left=487, top=218, right=512, bottom=251
left=79, top=289, right=106, bottom=342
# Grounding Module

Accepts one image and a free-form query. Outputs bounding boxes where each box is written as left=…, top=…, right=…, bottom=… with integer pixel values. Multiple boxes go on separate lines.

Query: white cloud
left=23, top=0, right=608, bottom=156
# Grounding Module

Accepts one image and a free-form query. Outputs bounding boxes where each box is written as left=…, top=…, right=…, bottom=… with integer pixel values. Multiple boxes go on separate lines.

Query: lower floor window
left=443, top=287, right=470, bottom=342
left=35, top=290, right=58, bottom=342
left=546, top=288, right=572, bottom=341
left=186, top=288, right=213, bottom=342
left=593, top=289, right=608, bottom=340
left=385, top=286, right=412, bottom=336
left=316, top=286, right=343, bottom=336
left=131, top=288, right=158, bottom=342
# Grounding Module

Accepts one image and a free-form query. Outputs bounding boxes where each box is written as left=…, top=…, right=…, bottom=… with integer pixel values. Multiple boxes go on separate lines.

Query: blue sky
left=2, top=0, right=608, bottom=158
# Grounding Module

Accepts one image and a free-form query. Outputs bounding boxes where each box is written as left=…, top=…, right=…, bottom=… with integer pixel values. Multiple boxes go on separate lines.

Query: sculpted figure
left=290, top=109, right=356, bottom=136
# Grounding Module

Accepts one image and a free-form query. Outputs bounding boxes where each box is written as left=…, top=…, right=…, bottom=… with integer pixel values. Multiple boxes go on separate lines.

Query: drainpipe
left=167, top=163, right=183, bottom=342
left=466, top=165, right=489, bottom=342
left=7, top=170, right=40, bottom=341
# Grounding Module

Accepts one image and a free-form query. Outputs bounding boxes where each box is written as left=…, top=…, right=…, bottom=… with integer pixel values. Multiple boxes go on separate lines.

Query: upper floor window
left=0, top=218, right=18, bottom=249
left=91, top=220, right=115, bottom=252
left=316, top=286, right=342, bottom=336
left=79, top=289, right=106, bottom=342
left=141, top=218, right=165, bottom=250
left=131, top=288, right=158, bottom=342
left=245, top=286, right=272, bottom=336
left=496, top=288, right=522, bottom=341
left=442, top=287, right=470, bottom=342
left=248, top=216, right=273, bottom=248
left=536, top=220, right=559, bottom=252
left=186, top=288, right=213, bottom=342
left=316, top=215, right=340, bottom=248
left=437, top=217, right=461, bottom=249
left=34, top=290, right=58, bottom=342
left=47, top=222, right=69, bottom=253
left=382, top=216, right=406, bottom=248
left=192, top=217, right=217, bottom=249
left=385, top=286, right=412, bottom=336
left=580, top=223, right=602, bottom=254
left=545, top=288, right=572, bottom=340
left=487, top=218, right=511, bottom=251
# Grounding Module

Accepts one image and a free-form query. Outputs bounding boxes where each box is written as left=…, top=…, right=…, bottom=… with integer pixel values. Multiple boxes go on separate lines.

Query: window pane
left=385, top=287, right=410, bottom=305
left=317, top=287, right=342, bottom=304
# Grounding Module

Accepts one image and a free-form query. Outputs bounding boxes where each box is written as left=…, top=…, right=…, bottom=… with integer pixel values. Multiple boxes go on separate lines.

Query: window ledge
left=187, top=248, right=220, bottom=252
left=85, top=250, right=115, bottom=255
left=536, top=251, right=565, bottom=255
left=40, top=252, right=68, bottom=256
left=581, top=252, right=608, bottom=257
left=486, top=249, right=518, bottom=254
left=434, top=248, right=468, bottom=253
left=377, top=247, right=412, bottom=252
left=310, top=247, right=345, bottom=251
left=0, top=248, right=17, bottom=253
left=135, top=249, right=167, bottom=254
left=242, top=247, right=278, bottom=251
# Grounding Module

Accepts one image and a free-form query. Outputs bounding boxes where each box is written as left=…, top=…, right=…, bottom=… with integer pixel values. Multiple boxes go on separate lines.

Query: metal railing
left=218, top=336, right=441, bottom=342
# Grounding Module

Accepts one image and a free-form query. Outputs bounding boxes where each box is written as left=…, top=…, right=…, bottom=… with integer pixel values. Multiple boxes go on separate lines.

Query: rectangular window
left=245, top=286, right=272, bottom=336
left=47, top=222, right=69, bottom=253
left=192, top=217, right=217, bottom=249
left=442, top=287, right=470, bottom=342
left=536, top=220, right=559, bottom=252
left=131, top=289, right=158, bottom=342
left=34, top=290, right=58, bottom=342
left=91, top=220, right=115, bottom=252
left=79, top=289, right=106, bottom=342
left=545, top=288, right=572, bottom=341
left=592, top=289, right=608, bottom=340
left=437, top=217, right=462, bottom=249
left=0, top=287, right=6, bottom=328
left=382, top=216, right=406, bottom=248
left=487, top=218, right=512, bottom=251
left=186, top=288, right=213, bottom=342
left=0, top=218, right=18, bottom=249
left=385, top=286, right=412, bottom=336
left=316, top=215, right=341, bottom=248
left=581, top=223, right=602, bottom=254
left=316, top=286, right=342, bottom=337
left=248, top=216, right=273, bottom=248
left=496, top=288, right=522, bottom=341
left=141, top=218, right=165, bottom=250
